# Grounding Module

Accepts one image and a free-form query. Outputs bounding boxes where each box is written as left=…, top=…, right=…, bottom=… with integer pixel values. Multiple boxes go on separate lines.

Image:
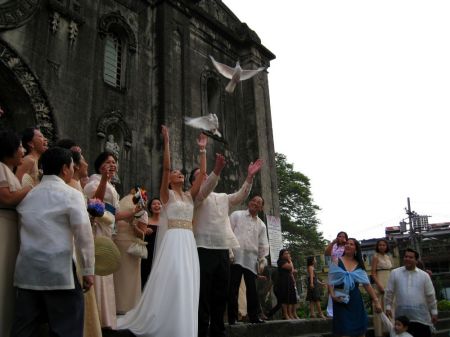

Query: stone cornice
left=156, top=0, right=275, bottom=61
left=47, top=0, right=85, bottom=25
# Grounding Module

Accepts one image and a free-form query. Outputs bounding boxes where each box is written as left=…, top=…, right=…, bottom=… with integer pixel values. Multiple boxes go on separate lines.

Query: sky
left=224, top=0, right=450, bottom=241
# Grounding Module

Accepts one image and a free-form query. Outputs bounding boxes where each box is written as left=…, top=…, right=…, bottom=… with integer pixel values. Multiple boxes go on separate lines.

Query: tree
left=275, top=153, right=325, bottom=266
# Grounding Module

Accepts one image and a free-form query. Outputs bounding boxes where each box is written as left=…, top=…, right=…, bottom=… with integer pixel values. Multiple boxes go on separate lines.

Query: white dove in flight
left=209, top=55, right=265, bottom=93
left=184, top=113, right=222, bottom=138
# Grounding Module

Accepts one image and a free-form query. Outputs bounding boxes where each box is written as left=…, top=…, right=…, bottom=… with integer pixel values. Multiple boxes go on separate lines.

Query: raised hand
left=161, top=125, right=169, bottom=143
left=213, top=153, right=226, bottom=175
left=100, top=163, right=114, bottom=180
left=197, top=132, right=208, bottom=149
left=248, top=159, right=263, bottom=178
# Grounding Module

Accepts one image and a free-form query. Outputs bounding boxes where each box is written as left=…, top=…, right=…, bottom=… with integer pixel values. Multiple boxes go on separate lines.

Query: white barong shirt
left=15, top=175, right=94, bottom=290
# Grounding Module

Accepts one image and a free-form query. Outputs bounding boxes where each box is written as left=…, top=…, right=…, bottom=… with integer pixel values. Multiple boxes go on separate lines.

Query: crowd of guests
left=0, top=125, right=440, bottom=337
left=320, top=231, right=438, bottom=337
left=263, top=230, right=439, bottom=337
left=0, top=125, right=270, bottom=337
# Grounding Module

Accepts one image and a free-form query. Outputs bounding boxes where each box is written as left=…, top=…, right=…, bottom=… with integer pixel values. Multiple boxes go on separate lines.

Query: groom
left=191, top=154, right=263, bottom=337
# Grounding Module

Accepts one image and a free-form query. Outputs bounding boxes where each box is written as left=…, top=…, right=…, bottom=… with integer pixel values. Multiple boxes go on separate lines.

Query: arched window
left=103, top=32, right=123, bottom=88
left=99, top=12, right=137, bottom=90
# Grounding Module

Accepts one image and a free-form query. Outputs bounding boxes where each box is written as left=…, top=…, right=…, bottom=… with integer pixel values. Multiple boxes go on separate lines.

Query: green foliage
left=438, top=299, right=450, bottom=311
left=360, top=289, right=373, bottom=314
left=275, top=153, right=326, bottom=265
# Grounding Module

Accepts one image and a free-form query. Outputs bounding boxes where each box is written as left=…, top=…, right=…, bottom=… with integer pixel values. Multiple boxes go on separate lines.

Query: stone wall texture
left=0, top=0, right=280, bottom=219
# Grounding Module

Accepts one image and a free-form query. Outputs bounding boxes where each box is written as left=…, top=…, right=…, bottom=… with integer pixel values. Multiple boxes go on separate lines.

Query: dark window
left=104, top=33, right=123, bottom=88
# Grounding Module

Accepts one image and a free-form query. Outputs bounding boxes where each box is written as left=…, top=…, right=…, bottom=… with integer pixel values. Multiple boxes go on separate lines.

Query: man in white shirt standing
left=11, top=147, right=95, bottom=337
left=227, top=195, right=269, bottom=325
left=385, top=248, right=438, bottom=337
left=190, top=154, right=263, bottom=337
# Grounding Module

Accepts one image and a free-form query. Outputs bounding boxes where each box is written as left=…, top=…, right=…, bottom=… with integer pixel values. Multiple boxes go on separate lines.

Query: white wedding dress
left=117, top=190, right=200, bottom=337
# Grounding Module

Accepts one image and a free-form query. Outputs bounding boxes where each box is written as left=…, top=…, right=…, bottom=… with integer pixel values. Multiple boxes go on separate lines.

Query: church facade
left=0, top=0, right=279, bottom=218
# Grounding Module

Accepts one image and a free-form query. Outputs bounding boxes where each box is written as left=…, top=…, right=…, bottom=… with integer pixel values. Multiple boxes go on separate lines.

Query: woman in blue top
left=328, top=238, right=382, bottom=337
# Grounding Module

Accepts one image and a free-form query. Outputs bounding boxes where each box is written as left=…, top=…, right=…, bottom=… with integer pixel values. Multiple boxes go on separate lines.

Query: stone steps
left=226, top=313, right=450, bottom=337
left=36, top=312, right=450, bottom=337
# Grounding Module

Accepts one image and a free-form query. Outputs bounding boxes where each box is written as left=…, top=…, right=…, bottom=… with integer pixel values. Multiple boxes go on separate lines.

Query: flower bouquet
left=87, top=198, right=105, bottom=217
left=132, top=187, right=148, bottom=218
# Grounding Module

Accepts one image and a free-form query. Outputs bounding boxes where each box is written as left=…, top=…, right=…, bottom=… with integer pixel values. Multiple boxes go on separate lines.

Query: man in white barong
left=227, top=195, right=269, bottom=325
left=11, top=147, right=94, bottom=337
left=190, top=154, right=263, bottom=337
left=385, top=248, right=438, bottom=337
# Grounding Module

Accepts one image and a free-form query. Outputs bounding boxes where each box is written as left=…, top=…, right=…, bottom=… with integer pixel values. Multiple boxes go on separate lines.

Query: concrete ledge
left=227, top=318, right=333, bottom=337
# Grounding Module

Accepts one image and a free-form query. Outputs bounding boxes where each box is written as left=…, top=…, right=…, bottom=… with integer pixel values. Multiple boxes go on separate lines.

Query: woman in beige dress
left=0, top=130, right=32, bottom=336
left=114, top=188, right=148, bottom=314
left=84, top=151, right=143, bottom=329
left=61, top=142, right=103, bottom=337
left=15, top=127, right=48, bottom=186
left=371, top=239, right=393, bottom=337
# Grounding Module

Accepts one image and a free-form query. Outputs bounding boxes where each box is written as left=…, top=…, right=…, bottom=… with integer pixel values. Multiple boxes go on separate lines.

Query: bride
left=117, top=125, right=207, bottom=336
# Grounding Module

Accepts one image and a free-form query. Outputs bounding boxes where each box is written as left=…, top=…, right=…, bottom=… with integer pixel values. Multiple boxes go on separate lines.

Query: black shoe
left=249, top=318, right=266, bottom=324
left=228, top=320, right=236, bottom=326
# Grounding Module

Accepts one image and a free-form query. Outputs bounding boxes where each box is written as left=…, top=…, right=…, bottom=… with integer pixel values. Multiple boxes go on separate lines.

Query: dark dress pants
left=227, top=264, right=259, bottom=323
left=408, top=321, right=432, bottom=337
left=10, top=270, right=84, bottom=337
left=198, top=248, right=229, bottom=337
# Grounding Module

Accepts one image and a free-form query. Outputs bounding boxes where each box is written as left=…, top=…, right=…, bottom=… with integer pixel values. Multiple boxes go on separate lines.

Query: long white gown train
left=117, top=190, right=199, bottom=337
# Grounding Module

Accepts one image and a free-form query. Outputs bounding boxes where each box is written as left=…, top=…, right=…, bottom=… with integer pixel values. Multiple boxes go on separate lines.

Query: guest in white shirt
left=228, top=195, right=269, bottom=325
left=11, top=147, right=95, bottom=337
left=385, top=248, right=438, bottom=337
left=190, top=154, right=263, bottom=337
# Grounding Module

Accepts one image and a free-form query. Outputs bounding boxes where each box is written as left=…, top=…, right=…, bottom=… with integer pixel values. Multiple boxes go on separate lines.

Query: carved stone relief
left=96, top=110, right=132, bottom=189
left=68, top=20, right=78, bottom=44
left=0, top=0, right=41, bottom=31
left=49, top=11, right=60, bottom=34
left=96, top=110, right=132, bottom=148
left=47, top=0, right=84, bottom=25
left=0, top=40, right=57, bottom=141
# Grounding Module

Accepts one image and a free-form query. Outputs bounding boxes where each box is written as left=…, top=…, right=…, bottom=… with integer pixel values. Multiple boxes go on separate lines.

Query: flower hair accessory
left=87, top=198, right=105, bottom=217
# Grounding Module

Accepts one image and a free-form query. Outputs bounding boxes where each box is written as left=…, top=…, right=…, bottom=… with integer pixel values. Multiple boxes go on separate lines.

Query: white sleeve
left=69, top=190, right=95, bottom=275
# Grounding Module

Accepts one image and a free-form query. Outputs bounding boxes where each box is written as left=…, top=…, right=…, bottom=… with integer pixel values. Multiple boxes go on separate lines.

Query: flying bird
left=209, top=55, right=265, bottom=93
left=184, top=113, right=227, bottom=144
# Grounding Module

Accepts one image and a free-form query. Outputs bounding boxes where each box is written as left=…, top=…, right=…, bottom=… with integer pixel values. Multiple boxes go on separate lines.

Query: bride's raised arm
left=160, top=125, right=170, bottom=204
left=189, top=133, right=207, bottom=200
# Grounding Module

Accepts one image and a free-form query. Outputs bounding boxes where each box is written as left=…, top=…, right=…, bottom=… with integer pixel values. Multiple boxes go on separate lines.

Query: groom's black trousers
left=198, top=248, right=229, bottom=337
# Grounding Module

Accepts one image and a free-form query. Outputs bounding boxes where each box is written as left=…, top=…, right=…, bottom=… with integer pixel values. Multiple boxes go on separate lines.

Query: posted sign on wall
left=266, top=215, right=283, bottom=266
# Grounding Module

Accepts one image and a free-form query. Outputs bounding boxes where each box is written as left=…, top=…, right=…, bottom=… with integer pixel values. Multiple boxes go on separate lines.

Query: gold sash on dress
left=168, top=219, right=192, bottom=230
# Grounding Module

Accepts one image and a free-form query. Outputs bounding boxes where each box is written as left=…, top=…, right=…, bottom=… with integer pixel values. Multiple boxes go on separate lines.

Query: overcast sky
left=224, top=0, right=450, bottom=241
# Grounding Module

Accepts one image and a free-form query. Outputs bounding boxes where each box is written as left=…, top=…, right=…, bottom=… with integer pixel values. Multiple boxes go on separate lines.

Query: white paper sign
left=266, top=215, right=283, bottom=266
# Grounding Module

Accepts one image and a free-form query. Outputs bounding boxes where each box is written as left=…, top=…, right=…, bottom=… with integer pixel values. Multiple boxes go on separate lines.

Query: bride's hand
left=161, top=125, right=169, bottom=143
left=197, top=133, right=207, bottom=149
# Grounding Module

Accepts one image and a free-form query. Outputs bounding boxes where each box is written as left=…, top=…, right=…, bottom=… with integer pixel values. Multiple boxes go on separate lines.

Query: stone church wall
left=0, top=0, right=280, bottom=219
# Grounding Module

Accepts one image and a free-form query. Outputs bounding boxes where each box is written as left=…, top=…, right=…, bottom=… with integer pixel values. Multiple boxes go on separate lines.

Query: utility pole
left=406, top=197, right=420, bottom=255
left=402, top=197, right=430, bottom=257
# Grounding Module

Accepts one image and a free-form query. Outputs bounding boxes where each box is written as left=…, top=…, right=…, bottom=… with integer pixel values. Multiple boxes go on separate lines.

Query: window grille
left=104, top=33, right=122, bottom=88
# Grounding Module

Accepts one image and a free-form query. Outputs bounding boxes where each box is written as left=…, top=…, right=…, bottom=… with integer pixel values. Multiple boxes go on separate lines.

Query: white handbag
left=127, top=234, right=148, bottom=259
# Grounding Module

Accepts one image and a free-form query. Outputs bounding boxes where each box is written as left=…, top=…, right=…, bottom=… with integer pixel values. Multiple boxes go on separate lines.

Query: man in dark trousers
left=228, top=195, right=269, bottom=325
left=191, top=154, right=263, bottom=337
